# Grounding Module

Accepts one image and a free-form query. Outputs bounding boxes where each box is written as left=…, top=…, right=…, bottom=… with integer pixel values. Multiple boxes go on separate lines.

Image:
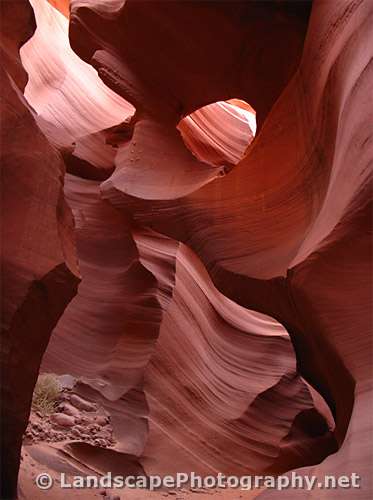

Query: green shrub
left=32, top=373, right=61, bottom=415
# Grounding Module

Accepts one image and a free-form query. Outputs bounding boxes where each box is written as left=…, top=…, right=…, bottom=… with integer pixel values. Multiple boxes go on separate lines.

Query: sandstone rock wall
left=1, top=0, right=372, bottom=498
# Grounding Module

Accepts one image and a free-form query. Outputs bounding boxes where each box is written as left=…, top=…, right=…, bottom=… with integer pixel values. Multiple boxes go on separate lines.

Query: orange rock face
left=0, top=0, right=372, bottom=499
left=1, top=2, right=80, bottom=498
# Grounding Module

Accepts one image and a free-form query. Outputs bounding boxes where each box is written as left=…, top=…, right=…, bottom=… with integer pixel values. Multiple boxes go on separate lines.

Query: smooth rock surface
left=1, top=0, right=372, bottom=498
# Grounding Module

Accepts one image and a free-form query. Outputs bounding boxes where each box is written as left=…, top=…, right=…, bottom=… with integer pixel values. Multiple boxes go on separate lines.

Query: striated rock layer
left=63, top=0, right=372, bottom=496
left=42, top=177, right=335, bottom=477
left=0, top=0, right=372, bottom=498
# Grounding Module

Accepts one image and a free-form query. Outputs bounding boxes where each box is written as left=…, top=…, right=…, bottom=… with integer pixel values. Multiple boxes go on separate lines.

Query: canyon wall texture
left=1, top=0, right=372, bottom=498
left=0, top=1, right=80, bottom=498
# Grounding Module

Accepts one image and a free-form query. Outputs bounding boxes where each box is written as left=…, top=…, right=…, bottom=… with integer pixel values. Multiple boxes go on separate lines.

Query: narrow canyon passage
left=1, top=1, right=372, bottom=499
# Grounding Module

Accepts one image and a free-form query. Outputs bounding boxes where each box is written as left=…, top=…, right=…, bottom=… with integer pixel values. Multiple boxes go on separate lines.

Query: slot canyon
left=0, top=0, right=372, bottom=499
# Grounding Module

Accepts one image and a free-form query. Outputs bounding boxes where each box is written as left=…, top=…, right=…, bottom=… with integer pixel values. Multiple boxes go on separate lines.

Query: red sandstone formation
left=0, top=2, right=80, bottom=497
left=1, top=0, right=372, bottom=499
